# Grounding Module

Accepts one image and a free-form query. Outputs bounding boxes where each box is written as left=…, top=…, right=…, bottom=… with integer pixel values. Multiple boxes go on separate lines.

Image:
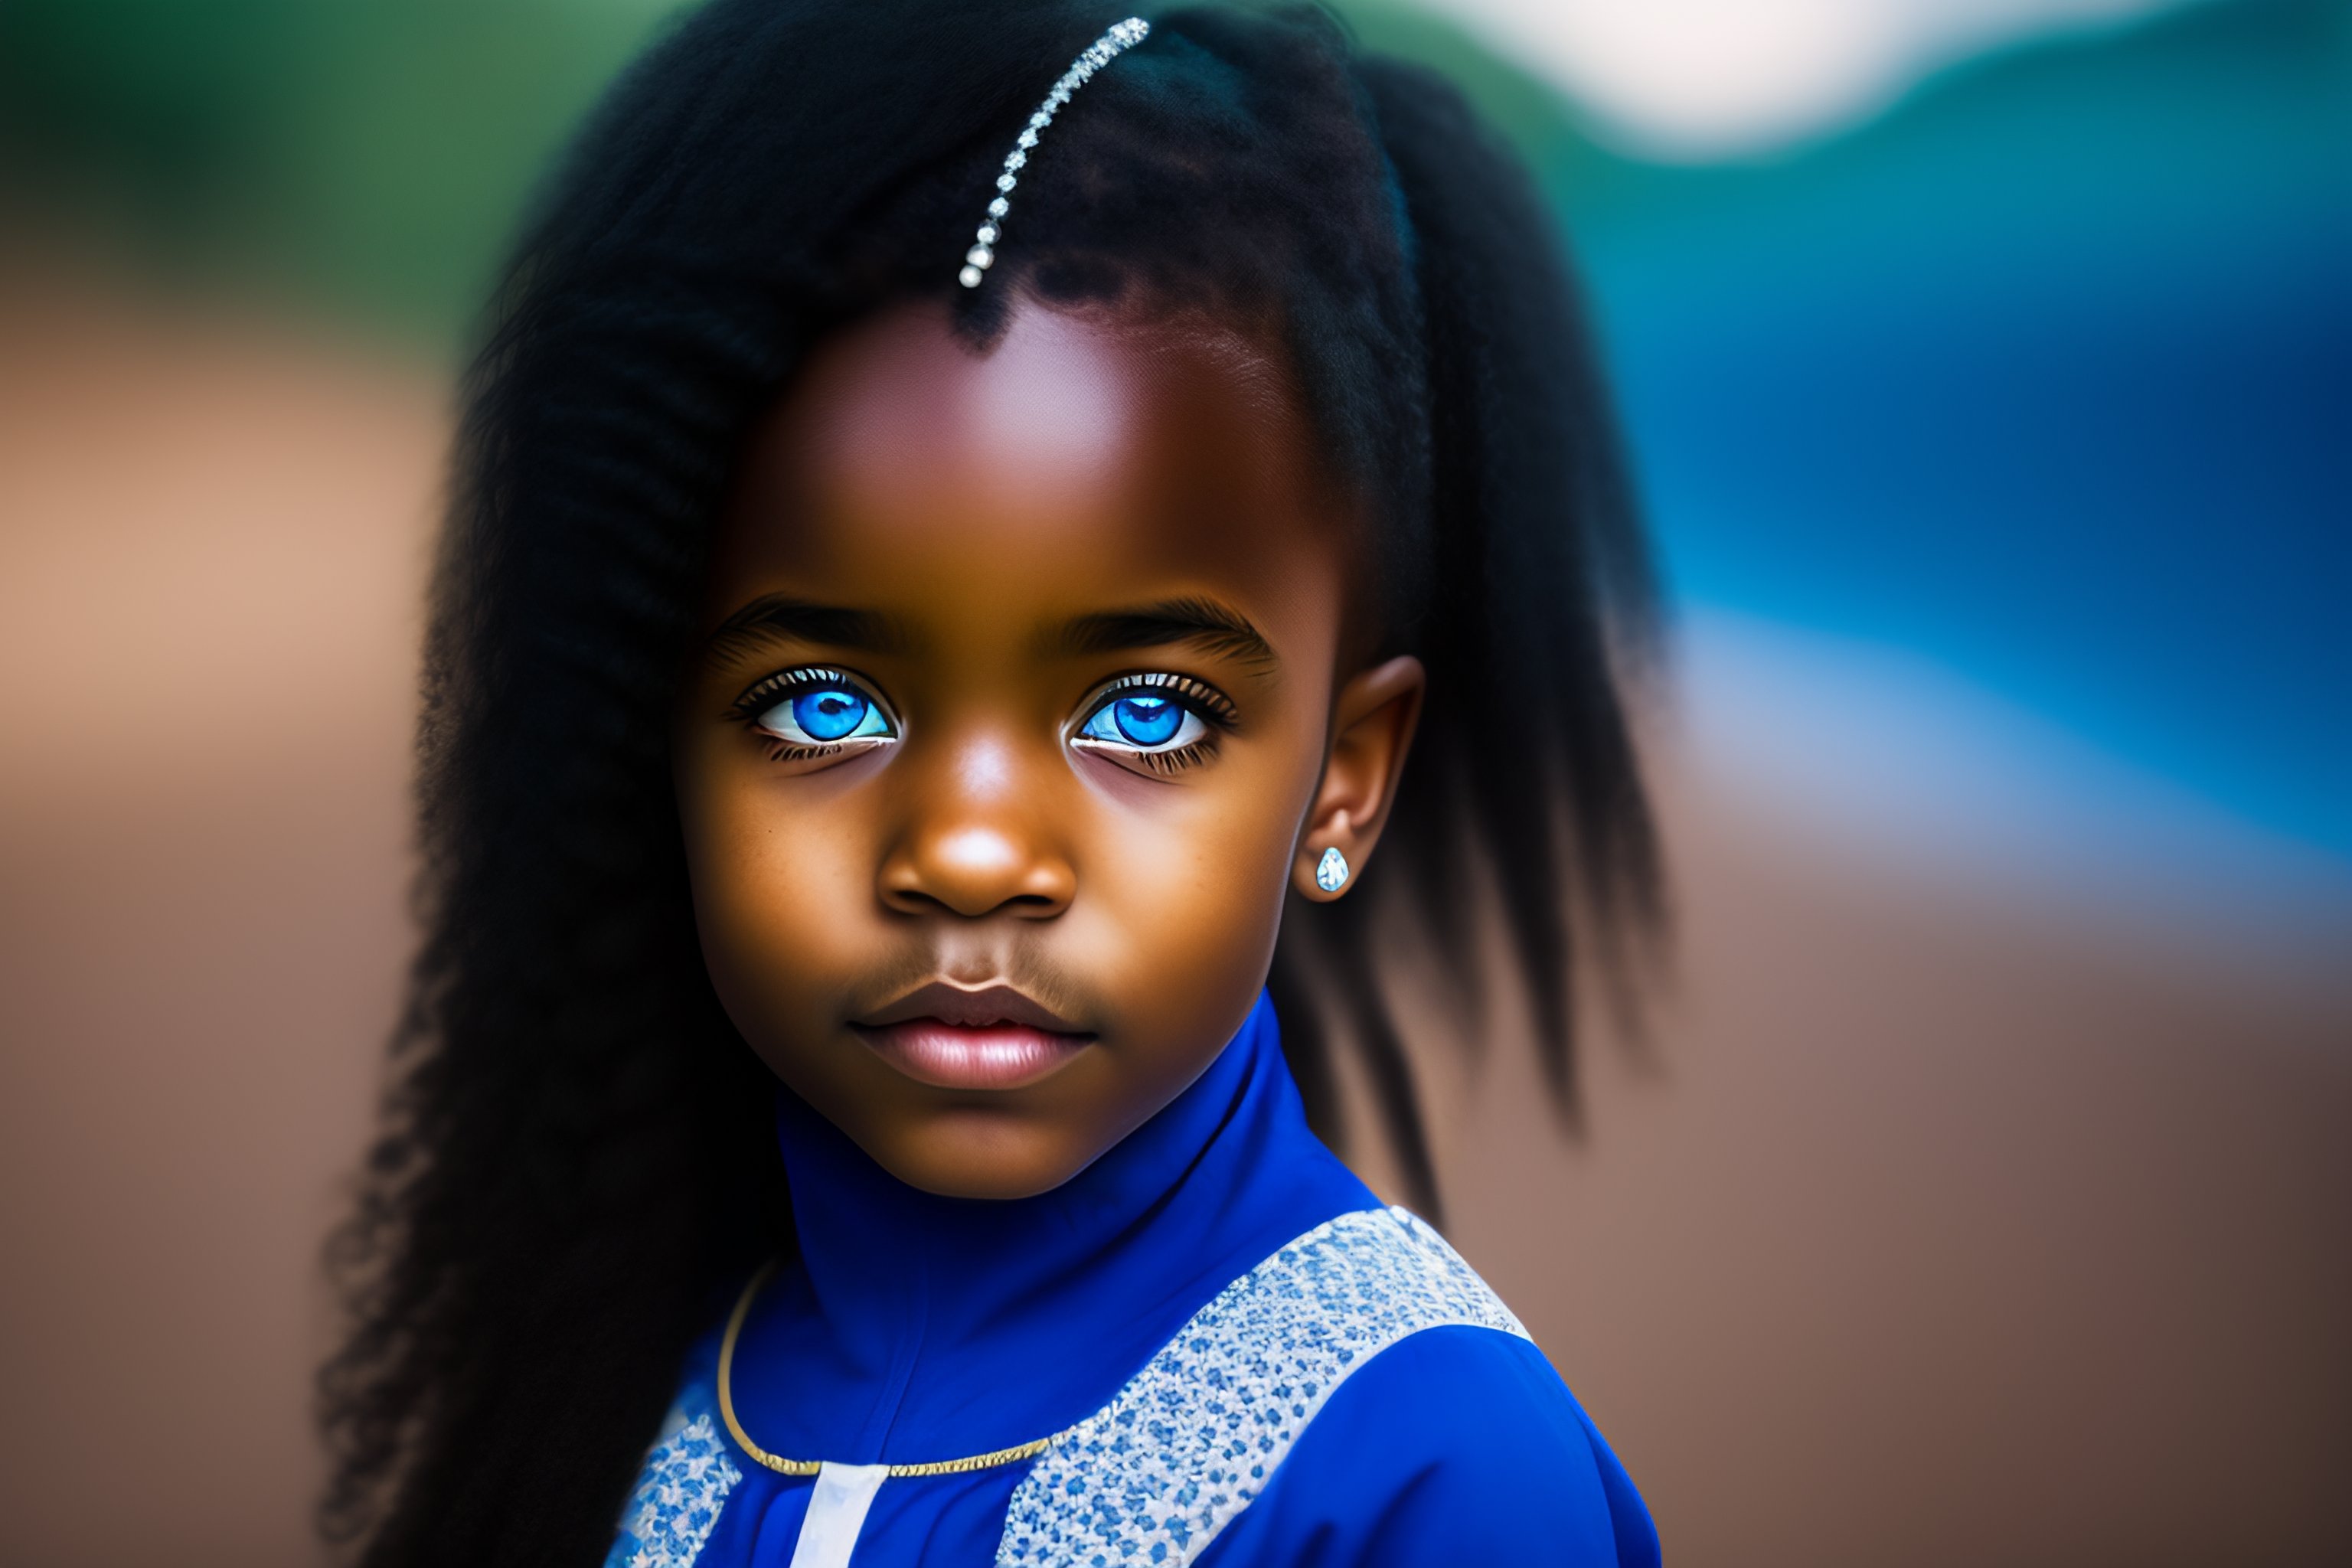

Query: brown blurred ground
left=2, top=271, right=2347, bottom=1566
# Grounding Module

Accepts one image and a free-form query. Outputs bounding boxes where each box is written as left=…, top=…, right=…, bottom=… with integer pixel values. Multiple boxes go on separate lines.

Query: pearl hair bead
left=957, top=18, right=1150, bottom=289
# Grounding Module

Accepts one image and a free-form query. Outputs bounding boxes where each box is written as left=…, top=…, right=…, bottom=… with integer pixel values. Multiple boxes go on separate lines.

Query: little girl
left=322, top=4, right=1664, bottom=1564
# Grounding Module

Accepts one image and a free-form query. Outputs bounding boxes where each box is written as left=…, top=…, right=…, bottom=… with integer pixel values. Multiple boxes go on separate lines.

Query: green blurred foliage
left=0, top=0, right=688, bottom=335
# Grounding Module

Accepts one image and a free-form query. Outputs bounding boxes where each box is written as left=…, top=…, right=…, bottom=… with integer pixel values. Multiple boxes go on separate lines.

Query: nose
left=878, top=735, right=1076, bottom=920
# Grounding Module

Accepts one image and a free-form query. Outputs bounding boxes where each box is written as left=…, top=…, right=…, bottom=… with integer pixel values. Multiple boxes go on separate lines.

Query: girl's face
left=673, top=299, right=1421, bottom=1198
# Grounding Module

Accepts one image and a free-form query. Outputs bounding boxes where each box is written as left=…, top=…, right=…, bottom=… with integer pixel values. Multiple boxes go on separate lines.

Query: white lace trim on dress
left=995, top=1205, right=1530, bottom=1567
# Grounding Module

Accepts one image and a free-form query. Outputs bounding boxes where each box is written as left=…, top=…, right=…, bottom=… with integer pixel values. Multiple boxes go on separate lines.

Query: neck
left=774, top=991, right=1282, bottom=1333
left=733, top=991, right=1378, bottom=1461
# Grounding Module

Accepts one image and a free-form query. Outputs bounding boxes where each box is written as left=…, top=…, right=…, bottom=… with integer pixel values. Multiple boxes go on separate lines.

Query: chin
left=863, top=1112, right=1101, bottom=1201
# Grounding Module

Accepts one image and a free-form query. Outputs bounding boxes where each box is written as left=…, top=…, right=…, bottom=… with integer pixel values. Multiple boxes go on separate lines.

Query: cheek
left=1057, top=746, right=1316, bottom=1056
left=676, top=737, right=883, bottom=1042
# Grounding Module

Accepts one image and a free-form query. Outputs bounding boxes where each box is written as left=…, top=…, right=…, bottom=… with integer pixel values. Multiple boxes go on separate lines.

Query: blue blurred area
left=1553, top=0, right=2351, bottom=854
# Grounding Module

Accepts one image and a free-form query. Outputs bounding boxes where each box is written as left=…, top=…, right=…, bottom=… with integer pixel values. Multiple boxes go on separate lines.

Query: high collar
left=730, top=991, right=1377, bottom=1465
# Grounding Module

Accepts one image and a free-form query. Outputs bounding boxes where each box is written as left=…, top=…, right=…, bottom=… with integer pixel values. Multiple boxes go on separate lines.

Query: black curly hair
left=318, top=2, right=1662, bottom=1560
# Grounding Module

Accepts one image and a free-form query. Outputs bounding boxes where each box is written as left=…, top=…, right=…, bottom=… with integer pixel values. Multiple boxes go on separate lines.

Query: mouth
left=850, top=981, right=1096, bottom=1091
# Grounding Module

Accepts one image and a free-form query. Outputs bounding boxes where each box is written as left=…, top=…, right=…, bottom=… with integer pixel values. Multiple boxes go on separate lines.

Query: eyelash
left=760, top=740, right=847, bottom=764
left=1071, top=671, right=1239, bottom=777
left=1083, top=671, right=1240, bottom=725
left=1119, top=740, right=1216, bottom=775
left=726, top=666, right=898, bottom=766
left=726, top=665, right=858, bottom=719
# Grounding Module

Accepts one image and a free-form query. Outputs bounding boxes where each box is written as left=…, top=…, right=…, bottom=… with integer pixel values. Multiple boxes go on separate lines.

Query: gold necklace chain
left=716, top=1260, right=1057, bottom=1479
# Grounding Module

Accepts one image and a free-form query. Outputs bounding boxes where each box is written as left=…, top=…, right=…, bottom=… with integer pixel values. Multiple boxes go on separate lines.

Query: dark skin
left=673, top=296, right=1423, bottom=1199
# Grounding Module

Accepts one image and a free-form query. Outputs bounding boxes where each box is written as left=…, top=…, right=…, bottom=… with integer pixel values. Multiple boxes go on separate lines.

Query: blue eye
left=738, top=669, right=897, bottom=750
left=793, top=688, right=869, bottom=740
left=1073, top=678, right=1223, bottom=766
left=1105, top=694, right=1181, bottom=745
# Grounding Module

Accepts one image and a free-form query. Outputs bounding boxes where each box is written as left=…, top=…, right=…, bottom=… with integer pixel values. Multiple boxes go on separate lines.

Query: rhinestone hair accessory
left=957, top=17, right=1152, bottom=289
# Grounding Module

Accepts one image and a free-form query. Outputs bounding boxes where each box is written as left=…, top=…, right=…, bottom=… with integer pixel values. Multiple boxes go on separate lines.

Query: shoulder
left=604, top=1332, right=745, bottom=1568
left=1204, top=1322, right=1659, bottom=1568
left=1001, top=1208, right=1656, bottom=1568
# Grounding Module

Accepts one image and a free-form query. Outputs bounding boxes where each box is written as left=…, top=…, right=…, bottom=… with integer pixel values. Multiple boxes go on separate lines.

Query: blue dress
left=606, top=995, right=1658, bottom=1566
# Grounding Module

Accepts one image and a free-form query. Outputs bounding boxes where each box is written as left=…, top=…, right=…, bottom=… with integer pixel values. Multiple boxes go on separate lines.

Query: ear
left=1293, top=655, right=1426, bottom=901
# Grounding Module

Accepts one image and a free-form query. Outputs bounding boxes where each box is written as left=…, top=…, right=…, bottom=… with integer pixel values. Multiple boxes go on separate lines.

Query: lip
left=851, top=982, right=1095, bottom=1091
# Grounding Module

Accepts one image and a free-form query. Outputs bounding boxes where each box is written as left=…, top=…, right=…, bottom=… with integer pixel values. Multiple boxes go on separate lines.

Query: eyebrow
left=703, top=595, right=905, bottom=664
left=1053, top=596, right=1279, bottom=669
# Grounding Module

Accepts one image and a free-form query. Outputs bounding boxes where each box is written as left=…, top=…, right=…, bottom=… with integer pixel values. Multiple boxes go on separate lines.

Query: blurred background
left=2, top=1, right=2345, bottom=1563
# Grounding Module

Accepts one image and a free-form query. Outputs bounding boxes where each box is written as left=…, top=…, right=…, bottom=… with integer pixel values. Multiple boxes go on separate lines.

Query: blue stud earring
left=1315, top=847, right=1350, bottom=894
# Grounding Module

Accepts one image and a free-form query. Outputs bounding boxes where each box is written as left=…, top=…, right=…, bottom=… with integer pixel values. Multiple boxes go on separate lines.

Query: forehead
left=709, top=299, right=1348, bottom=642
